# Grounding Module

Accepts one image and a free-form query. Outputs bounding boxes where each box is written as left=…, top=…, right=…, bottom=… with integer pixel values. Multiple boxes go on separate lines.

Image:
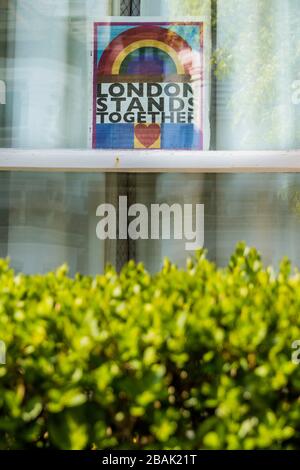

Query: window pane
left=1, top=0, right=299, bottom=150
left=1, top=171, right=300, bottom=275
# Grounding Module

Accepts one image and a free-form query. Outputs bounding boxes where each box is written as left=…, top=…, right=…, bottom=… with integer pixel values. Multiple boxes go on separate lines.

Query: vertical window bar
left=210, top=0, right=218, bottom=262
left=121, top=0, right=139, bottom=268
left=0, top=1, right=10, bottom=259
left=120, top=1, right=131, bottom=16
left=130, top=0, right=141, bottom=16
left=105, top=1, right=140, bottom=270
left=120, top=0, right=141, bottom=16
left=210, top=0, right=217, bottom=150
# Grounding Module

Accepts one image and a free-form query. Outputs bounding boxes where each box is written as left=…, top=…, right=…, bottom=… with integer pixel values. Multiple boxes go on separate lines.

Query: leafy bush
left=0, top=243, right=300, bottom=450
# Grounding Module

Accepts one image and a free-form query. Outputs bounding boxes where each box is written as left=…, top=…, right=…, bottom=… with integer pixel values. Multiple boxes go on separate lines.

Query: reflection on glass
left=0, top=0, right=299, bottom=150
left=1, top=172, right=300, bottom=275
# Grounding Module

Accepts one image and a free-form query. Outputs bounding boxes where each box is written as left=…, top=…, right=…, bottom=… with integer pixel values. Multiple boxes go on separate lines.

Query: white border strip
left=0, top=149, right=300, bottom=172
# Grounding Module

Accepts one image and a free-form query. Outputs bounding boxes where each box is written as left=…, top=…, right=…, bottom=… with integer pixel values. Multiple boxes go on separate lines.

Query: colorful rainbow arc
left=98, top=25, right=193, bottom=77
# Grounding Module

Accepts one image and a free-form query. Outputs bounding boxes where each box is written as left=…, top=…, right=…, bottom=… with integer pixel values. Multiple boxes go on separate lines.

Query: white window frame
left=0, top=149, right=300, bottom=173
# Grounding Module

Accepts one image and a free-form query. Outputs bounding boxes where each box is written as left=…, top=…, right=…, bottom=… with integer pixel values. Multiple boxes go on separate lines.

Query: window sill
left=0, top=149, right=300, bottom=172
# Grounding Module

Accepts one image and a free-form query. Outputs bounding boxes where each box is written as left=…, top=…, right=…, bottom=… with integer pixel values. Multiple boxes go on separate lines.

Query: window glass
left=1, top=2, right=300, bottom=273
left=1, top=0, right=299, bottom=150
left=1, top=171, right=300, bottom=275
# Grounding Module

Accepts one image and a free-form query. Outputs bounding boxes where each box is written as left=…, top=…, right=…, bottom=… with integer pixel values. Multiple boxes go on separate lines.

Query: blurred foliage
left=0, top=243, right=300, bottom=449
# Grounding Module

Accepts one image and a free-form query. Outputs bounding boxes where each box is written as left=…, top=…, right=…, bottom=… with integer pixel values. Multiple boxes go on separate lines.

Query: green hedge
left=0, top=243, right=300, bottom=450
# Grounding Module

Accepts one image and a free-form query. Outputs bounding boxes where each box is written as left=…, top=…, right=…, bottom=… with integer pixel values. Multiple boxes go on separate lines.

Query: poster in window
left=92, top=19, right=206, bottom=150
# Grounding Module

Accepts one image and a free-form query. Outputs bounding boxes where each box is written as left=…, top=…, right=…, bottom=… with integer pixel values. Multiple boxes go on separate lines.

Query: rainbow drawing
left=93, top=21, right=204, bottom=150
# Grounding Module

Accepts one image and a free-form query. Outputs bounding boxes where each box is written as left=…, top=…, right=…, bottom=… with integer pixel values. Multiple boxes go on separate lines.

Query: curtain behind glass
left=4, top=0, right=111, bottom=274
left=214, top=0, right=300, bottom=266
left=8, top=0, right=111, bottom=148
